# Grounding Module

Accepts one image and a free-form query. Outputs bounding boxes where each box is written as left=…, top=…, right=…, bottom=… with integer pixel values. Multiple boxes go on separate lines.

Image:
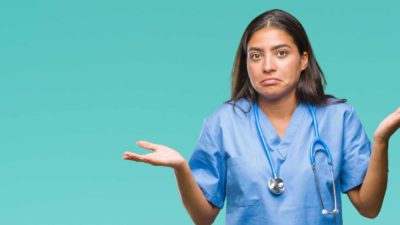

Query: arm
left=174, top=161, right=220, bottom=225
left=347, top=139, right=388, bottom=218
left=347, top=107, right=400, bottom=218
left=123, top=141, right=220, bottom=225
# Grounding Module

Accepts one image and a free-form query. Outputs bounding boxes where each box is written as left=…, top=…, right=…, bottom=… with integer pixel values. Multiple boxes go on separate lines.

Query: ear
left=300, top=51, right=309, bottom=71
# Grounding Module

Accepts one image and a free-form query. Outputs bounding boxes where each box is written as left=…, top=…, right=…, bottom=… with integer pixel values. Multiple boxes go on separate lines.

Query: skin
left=123, top=26, right=400, bottom=223
left=246, top=26, right=308, bottom=139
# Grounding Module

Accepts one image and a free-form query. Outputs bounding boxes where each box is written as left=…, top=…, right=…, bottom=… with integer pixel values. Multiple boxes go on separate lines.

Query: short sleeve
left=340, top=106, right=372, bottom=193
left=188, top=118, right=226, bottom=209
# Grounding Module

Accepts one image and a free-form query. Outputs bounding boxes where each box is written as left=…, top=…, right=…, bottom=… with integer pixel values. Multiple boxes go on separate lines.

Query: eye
left=249, top=53, right=262, bottom=61
left=277, top=50, right=288, bottom=57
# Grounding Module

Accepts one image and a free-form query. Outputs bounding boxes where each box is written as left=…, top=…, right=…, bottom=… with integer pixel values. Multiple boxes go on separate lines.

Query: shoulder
left=316, top=97, right=357, bottom=121
left=202, top=98, right=252, bottom=132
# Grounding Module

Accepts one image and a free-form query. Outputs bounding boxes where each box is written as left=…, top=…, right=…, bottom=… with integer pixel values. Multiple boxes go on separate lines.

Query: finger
left=126, top=153, right=160, bottom=166
left=123, top=152, right=138, bottom=161
left=123, top=151, right=149, bottom=162
left=123, top=151, right=135, bottom=159
left=136, top=140, right=158, bottom=151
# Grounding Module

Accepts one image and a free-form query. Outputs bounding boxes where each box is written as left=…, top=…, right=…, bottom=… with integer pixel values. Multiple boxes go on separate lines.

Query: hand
left=374, top=107, right=400, bottom=144
left=123, top=140, right=187, bottom=170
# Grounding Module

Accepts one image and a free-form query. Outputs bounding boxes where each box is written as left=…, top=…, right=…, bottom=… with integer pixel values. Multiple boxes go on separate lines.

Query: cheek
left=246, top=63, right=257, bottom=81
left=279, top=59, right=302, bottom=80
left=246, top=62, right=254, bottom=74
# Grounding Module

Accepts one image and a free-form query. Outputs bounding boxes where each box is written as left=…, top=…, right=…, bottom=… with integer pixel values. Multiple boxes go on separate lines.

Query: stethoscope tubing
left=253, top=101, right=339, bottom=215
left=253, top=101, right=279, bottom=179
left=307, top=105, right=334, bottom=166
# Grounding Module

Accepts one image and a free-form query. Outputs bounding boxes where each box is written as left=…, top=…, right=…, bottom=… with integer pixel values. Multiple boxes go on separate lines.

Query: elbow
left=358, top=207, right=381, bottom=219
left=193, top=217, right=215, bottom=225
left=355, top=195, right=384, bottom=219
left=360, top=212, right=379, bottom=219
left=190, top=208, right=218, bottom=225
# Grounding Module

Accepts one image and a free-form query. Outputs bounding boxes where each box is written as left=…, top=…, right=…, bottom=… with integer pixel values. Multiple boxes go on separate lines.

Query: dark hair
left=226, top=9, right=345, bottom=111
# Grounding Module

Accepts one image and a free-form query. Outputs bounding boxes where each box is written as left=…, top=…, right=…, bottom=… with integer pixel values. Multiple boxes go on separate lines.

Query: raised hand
left=123, top=140, right=186, bottom=170
left=374, top=107, right=400, bottom=143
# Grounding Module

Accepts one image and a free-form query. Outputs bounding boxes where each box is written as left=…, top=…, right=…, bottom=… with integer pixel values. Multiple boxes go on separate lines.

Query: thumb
left=136, top=140, right=157, bottom=151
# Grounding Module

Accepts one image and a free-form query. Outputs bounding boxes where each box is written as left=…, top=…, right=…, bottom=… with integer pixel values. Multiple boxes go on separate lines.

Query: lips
left=261, top=77, right=282, bottom=86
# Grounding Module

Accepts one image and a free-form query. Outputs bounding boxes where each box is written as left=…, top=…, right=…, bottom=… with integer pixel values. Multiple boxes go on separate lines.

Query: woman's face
left=246, top=26, right=308, bottom=102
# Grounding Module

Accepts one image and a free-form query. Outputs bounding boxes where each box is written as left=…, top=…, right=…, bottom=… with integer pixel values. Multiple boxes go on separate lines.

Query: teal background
left=1, top=0, right=399, bottom=224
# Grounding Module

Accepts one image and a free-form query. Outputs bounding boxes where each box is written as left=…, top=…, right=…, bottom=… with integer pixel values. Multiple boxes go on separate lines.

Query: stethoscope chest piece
left=268, top=178, right=285, bottom=195
left=254, top=101, right=339, bottom=215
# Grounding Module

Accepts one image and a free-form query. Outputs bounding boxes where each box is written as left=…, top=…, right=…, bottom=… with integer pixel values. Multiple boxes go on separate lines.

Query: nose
left=263, top=55, right=276, bottom=73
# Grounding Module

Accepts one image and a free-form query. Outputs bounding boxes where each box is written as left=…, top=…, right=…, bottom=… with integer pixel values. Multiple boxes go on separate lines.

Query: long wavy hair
left=226, top=9, right=345, bottom=111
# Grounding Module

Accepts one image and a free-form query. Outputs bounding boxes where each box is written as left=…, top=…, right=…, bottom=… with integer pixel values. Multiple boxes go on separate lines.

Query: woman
left=123, top=9, right=399, bottom=225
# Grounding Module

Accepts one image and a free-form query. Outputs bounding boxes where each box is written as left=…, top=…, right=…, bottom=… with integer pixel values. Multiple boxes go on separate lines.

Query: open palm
left=123, top=140, right=186, bottom=169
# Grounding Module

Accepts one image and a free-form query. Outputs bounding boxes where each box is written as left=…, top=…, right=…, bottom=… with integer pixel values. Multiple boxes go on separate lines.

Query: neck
left=257, top=94, right=298, bottom=121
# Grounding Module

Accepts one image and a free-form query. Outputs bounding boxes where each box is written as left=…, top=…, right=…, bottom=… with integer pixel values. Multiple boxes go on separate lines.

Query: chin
left=258, top=90, right=294, bottom=102
left=259, top=92, right=283, bottom=101
left=256, top=85, right=296, bottom=102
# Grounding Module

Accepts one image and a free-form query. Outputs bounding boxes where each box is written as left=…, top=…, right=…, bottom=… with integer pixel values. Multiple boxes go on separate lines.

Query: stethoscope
left=253, top=101, right=339, bottom=215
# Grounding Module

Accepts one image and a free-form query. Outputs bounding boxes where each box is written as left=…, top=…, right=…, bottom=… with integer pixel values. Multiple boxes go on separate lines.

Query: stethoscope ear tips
left=321, top=209, right=339, bottom=215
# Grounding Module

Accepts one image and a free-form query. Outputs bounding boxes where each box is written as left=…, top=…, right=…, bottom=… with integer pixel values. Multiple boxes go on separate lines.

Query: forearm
left=174, top=161, right=219, bottom=225
left=357, top=138, right=388, bottom=217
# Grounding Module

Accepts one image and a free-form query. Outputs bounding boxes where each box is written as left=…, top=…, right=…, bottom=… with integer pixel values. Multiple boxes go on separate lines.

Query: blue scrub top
left=188, top=98, right=371, bottom=225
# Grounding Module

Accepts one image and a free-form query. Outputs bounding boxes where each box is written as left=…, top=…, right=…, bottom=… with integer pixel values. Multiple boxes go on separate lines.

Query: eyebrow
left=248, top=44, right=292, bottom=52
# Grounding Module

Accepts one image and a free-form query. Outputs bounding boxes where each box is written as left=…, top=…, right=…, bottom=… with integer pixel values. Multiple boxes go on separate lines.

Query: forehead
left=247, top=26, right=297, bottom=50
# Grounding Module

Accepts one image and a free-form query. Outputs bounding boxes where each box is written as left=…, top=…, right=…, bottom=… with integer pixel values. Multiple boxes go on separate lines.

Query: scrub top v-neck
left=256, top=102, right=306, bottom=176
left=188, top=98, right=371, bottom=225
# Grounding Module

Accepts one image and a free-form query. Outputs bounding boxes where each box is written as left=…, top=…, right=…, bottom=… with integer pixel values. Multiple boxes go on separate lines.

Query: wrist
left=173, top=160, right=189, bottom=174
left=373, top=134, right=389, bottom=145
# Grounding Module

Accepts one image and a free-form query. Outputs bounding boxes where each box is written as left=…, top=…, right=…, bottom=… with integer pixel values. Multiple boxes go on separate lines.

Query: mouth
left=260, top=78, right=282, bottom=86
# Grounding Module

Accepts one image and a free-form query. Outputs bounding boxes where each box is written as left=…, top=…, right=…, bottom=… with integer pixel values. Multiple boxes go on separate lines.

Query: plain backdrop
left=0, top=0, right=399, bottom=224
